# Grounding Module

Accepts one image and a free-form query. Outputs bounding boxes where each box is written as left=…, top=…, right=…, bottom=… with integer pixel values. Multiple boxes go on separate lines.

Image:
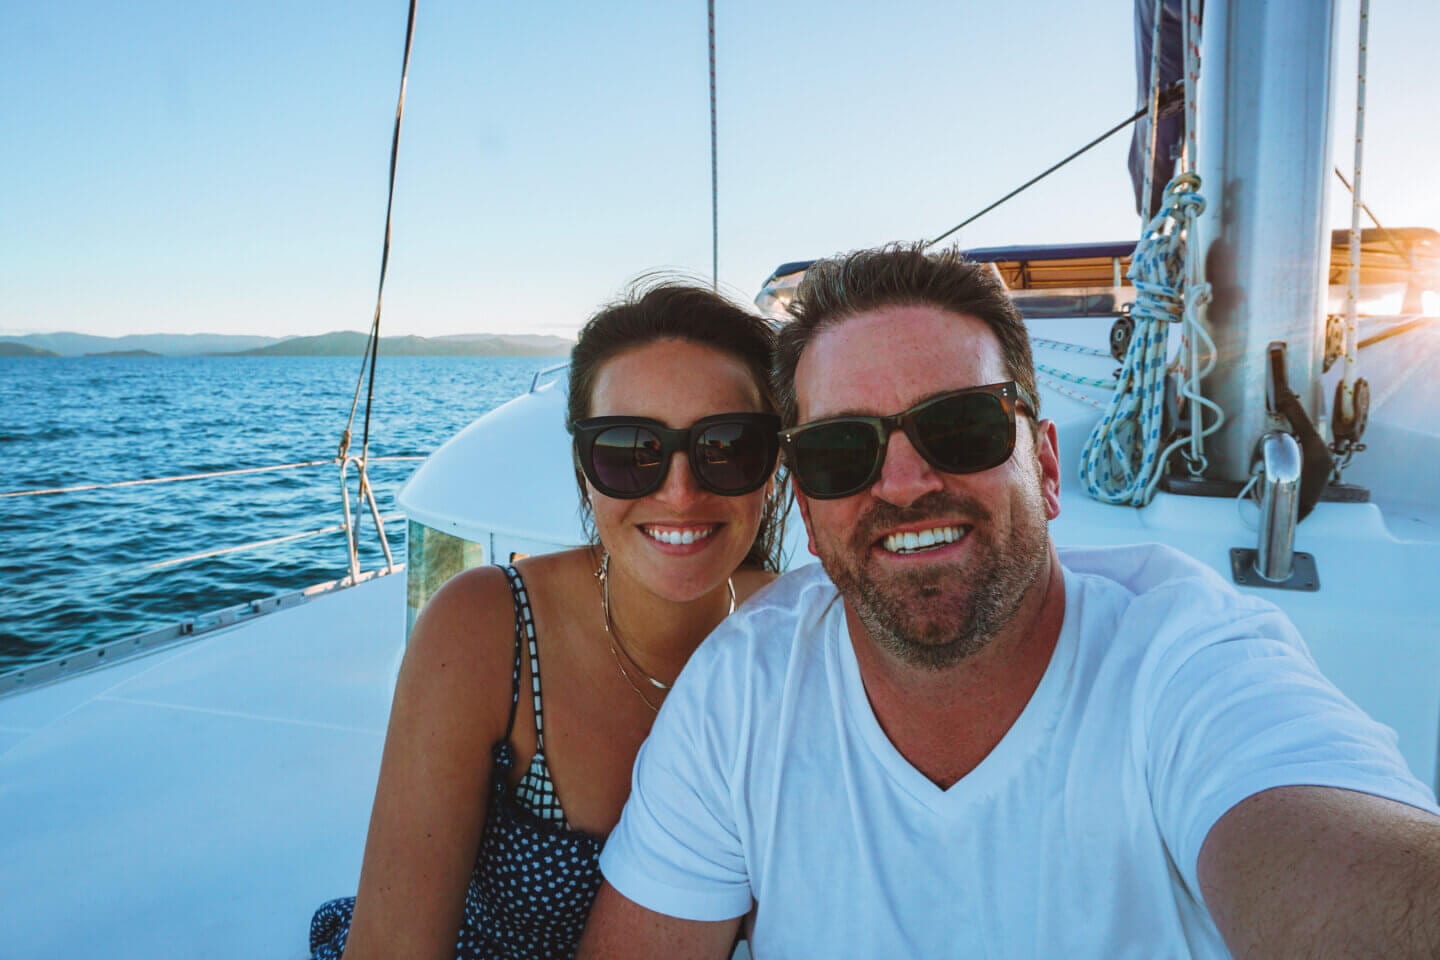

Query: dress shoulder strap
left=498, top=564, right=536, bottom=741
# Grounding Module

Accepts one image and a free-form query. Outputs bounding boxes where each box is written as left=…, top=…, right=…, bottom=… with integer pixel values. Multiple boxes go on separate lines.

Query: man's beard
left=816, top=481, right=1050, bottom=671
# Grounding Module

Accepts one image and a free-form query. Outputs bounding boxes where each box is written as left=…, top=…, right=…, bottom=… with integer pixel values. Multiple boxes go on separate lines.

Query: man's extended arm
left=577, top=882, right=740, bottom=960
left=1199, top=785, right=1440, bottom=958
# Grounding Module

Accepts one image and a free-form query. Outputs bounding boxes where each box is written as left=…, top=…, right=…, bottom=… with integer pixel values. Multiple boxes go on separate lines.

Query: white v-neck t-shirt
left=600, top=545, right=1438, bottom=958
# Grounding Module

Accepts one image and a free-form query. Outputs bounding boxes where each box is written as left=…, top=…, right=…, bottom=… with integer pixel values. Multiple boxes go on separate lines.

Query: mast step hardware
left=1265, top=342, right=1334, bottom=522
left=1230, top=548, right=1320, bottom=592
left=1332, top=376, right=1370, bottom=444
left=1323, top=314, right=1345, bottom=372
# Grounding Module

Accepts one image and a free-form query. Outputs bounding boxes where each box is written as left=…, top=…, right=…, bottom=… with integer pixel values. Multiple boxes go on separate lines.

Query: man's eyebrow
left=802, top=386, right=992, bottom=422
left=802, top=406, right=878, bottom=421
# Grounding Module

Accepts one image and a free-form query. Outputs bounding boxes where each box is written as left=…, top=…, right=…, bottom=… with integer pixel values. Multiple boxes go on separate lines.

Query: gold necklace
left=606, top=631, right=661, bottom=713
left=595, top=552, right=736, bottom=703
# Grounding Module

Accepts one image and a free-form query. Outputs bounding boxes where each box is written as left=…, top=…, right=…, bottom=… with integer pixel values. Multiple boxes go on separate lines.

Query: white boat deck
left=3, top=319, right=1436, bottom=959
left=0, top=573, right=405, bottom=960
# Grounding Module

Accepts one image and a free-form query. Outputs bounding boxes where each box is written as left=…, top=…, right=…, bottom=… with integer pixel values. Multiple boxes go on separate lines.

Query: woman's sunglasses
left=779, top=381, right=1036, bottom=500
left=574, top=412, right=781, bottom=500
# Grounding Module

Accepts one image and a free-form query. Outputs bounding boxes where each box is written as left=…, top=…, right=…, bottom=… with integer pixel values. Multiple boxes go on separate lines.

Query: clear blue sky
left=3, top=0, right=1436, bottom=339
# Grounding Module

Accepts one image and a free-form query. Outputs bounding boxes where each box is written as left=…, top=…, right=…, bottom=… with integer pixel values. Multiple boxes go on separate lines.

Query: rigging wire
left=1335, top=0, right=1370, bottom=452
left=352, top=0, right=419, bottom=465
left=924, top=81, right=1181, bottom=249
left=1177, top=0, right=1213, bottom=476
left=708, top=0, right=719, bottom=290
left=334, top=0, right=417, bottom=573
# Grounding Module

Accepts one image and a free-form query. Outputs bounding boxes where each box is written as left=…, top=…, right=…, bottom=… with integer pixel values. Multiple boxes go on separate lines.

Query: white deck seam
left=0, top=644, right=195, bottom=728
left=97, top=694, right=388, bottom=737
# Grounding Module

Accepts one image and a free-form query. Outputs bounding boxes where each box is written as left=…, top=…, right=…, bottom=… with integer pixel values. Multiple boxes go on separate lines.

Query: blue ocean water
left=0, top=355, right=562, bottom=670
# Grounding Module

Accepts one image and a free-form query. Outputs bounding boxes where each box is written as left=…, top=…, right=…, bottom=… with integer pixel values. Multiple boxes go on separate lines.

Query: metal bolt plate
left=1229, top=548, right=1320, bottom=591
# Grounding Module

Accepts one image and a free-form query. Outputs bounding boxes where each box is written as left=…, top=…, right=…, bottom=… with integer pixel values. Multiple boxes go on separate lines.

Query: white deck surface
left=0, top=573, right=405, bottom=960
left=3, top=320, right=1436, bottom=959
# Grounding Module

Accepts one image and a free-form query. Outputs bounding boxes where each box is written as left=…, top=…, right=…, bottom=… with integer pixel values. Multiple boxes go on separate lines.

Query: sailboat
left=2, top=0, right=1437, bottom=956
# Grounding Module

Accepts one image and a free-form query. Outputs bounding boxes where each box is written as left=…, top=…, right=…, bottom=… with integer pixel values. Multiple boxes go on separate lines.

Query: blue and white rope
left=1036, top=362, right=1117, bottom=390
left=1079, top=172, right=1218, bottom=505
left=1032, top=337, right=1111, bottom=359
left=1038, top=375, right=1109, bottom=411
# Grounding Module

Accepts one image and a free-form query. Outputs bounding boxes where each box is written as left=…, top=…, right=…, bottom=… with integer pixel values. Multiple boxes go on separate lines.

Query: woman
left=311, top=281, right=786, bottom=960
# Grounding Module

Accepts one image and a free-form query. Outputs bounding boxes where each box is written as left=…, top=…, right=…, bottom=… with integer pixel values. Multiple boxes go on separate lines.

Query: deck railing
left=0, top=453, right=425, bottom=694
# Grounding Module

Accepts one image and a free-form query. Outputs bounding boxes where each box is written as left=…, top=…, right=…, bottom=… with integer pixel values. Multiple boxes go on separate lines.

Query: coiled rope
left=1079, top=0, right=1223, bottom=506
left=1078, top=172, right=1219, bottom=505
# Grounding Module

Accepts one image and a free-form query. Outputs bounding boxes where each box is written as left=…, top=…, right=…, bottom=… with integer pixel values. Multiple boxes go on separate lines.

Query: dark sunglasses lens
left=792, top=421, right=881, bottom=497
left=591, top=425, right=665, bottom=496
left=912, top=393, right=1012, bottom=472
left=694, top=420, right=772, bottom=493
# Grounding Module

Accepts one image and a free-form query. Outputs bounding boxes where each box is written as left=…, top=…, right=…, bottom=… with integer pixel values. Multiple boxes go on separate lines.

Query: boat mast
left=1193, top=0, right=1340, bottom=482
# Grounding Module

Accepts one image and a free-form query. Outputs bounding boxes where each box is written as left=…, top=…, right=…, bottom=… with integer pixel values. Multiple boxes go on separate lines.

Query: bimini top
left=755, top=229, right=1440, bottom=319
left=754, top=242, right=1139, bottom=320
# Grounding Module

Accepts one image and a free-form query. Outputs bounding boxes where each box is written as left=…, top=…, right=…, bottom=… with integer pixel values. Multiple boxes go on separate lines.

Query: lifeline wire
left=0, top=456, right=425, bottom=500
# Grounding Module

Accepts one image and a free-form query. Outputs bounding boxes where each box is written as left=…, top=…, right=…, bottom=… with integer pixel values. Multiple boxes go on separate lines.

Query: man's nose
left=868, top=429, right=945, bottom=507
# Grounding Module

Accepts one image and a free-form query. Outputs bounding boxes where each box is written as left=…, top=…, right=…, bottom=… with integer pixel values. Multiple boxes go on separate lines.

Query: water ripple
left=0, top=355, right=557, bottom=669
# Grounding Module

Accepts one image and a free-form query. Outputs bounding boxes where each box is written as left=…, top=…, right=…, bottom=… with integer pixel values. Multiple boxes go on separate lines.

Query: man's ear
left=794, top=490, right=820, bottom=557
left=1034, top=418, right=1061, bottom=521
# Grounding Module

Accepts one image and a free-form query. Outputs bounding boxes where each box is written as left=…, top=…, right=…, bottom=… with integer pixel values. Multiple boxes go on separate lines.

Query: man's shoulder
left=1057, top=542, right=1310, bottom=675
left=687, top=561, right=840, bottom=669
left=1059, top=542, right=1233, bottom=597
left=1058, top=542, right=1275, bottom=622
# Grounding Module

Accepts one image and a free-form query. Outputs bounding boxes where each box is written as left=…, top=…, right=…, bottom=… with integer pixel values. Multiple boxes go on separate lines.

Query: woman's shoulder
left=397, top=565, right=527, bottom=725
left=413, top=564, right=515, bottom=646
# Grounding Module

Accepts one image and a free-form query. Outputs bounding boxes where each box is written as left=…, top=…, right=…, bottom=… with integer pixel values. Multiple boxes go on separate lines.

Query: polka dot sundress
left=310, top=565, right=606, bottom=959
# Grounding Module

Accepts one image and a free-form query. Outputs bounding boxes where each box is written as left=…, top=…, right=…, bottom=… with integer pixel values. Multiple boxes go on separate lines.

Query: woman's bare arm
left=341, top=567, right=517, bottom=960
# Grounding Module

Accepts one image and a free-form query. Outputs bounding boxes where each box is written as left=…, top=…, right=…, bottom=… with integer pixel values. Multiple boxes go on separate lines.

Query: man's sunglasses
left=779, top=381, right=1036, bottom=500
left=574, top=412, right=781, bottom=500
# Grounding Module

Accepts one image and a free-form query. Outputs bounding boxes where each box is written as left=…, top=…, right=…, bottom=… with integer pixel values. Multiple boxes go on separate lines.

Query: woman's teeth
left=882, top=525, right=966, bottom=554
left=643, top=526, right=716, bottom=545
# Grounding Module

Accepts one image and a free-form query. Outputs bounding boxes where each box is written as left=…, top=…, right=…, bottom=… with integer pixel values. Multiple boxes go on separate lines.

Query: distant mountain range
left=0, top=341, right=59, bottom=357
left=0, top=331, right=574, bottom=358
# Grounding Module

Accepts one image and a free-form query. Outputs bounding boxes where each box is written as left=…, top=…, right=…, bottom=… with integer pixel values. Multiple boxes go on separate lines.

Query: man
left=578, top=243, right=1440, bottom=958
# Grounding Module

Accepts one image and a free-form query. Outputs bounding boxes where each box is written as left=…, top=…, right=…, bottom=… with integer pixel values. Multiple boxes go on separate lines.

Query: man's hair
left=566, top=277, right=787, bottom=572
left=773, top=241, right=1039, bottom=426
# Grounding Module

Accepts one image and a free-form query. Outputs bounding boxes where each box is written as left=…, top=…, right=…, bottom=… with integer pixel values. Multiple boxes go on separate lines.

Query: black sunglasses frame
left=779, top=381, right=1036, bottom=500
left=574, top=412, right=781, bottom=500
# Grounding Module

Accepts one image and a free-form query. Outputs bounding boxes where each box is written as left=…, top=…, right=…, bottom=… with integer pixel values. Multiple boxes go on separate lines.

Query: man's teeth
left=882, top=525, right=966, bottom=554
left=643, top=526, right=716, bottom=545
